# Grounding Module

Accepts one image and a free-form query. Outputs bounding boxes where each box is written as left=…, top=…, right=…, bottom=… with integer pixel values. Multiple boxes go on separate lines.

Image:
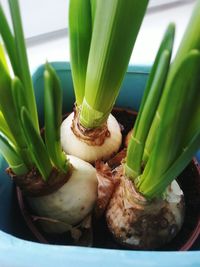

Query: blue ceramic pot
left=0, top=62, right=199, bottom=267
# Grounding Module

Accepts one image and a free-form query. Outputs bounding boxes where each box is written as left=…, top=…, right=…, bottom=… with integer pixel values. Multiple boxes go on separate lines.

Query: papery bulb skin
left=106, top=168, right=184, bottom=249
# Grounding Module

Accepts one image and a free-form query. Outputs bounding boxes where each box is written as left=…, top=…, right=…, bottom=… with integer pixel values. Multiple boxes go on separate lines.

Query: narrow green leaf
left=0, top=112, right=16, bottom=146
left=125, top=24, right=175, bottom=179
left=0, top=133, right=28, bottom=176
left=138, top=50, right=200, bottom=198
left=125, top=50, right=170, bottom=178
left=80, top=0, right=149, bottom=128
left=134, top=23, right=175, bottom=135
left=90, top=0, right=97, bottom=25
left=0, top=60, right=26, bottom=149
left=182, top=99, right=200, bottom=148
left=148, top=1, right=200, bottom=150
left=44, top=63, right=68, bottom=173
left=21, top=107, right=52, bottom=181
left=141, top=130, right=200, bottom=199
left=141, top=24, right=175, bottom=163
left=12, top=77, right=28, bottom=119
left=0, top=43, right=9, bottom=72
left=11, top=77, right=34, bottom=168
left=0, top=4, right=19, bottom=75
left=8, top=0, right=39, bottom=131
left=0, top=60, right=33, bottom=167
left=69, top=0, right=92, bottom=106
left=172, top=0, right=200, bottom=70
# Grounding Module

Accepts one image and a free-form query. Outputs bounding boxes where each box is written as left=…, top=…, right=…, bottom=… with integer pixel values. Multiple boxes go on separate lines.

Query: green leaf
left=172, top=0, right=200, bottom=70
left=12, top=77, right=28, bottom=119
left=0, top=4, right=19, bottom=75
left=138, top=50, right=200, bottom=198
left=8, top=0, right=39, bottom=131
left=69, top=0, right=92, bottom=106
left=0, top=60, right=33, bottom=167
left=182, top=98, right=200, bottom=148
left=134, top=23, right=175, bottom=135
left=126, top=51, right=171, bottom=179
left=0, top=61, right=25, bottom=147
left=44, top=63, right=68, bottom=173
left=21, top=107, right=52, bottom=181
left=141, top=129, right=200, bottom=199
left=0, top=44, right=9, bottom=73
left=80, top=0, right=149, bottom=128
left=0, top=133, right=28, bottom=176
left=90, top=0, right=97, bottom=25
left=125, top=24, right=175, bottom=179
left=0, top=112, right=16, bottom=146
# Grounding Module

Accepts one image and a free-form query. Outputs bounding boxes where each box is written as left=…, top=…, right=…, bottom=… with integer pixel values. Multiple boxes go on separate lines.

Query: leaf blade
left=139, top=50, right=200, bottom=197
left=69, top=0, right=92, bottom=105
left=0, top=4, right=19, bottom=75
left=8, top=0, right=39, bottom=131
left=0, top=133, right=28, bottom=176
left=21, top=107, right=52, bottom=181
left=44, top=63, right=68, bottom=173
left=80, top=0, right=149, bottom=128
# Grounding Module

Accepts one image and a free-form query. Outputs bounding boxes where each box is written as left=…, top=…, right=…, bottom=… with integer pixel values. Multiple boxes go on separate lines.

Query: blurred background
left=0, top=0, right=197, bottom=70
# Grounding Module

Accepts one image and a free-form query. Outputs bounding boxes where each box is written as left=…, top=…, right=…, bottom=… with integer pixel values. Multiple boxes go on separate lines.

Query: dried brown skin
left=71, top=106, right=110, bottom=146
left=7, top=166, right=72, bottom=197
left=106, top=166, right=184, bottom=249
left=95, top=161, right=120, bottom=218
left=95, top=147, right=127, bottom=218
left=95, top=147, right=128, bottom=218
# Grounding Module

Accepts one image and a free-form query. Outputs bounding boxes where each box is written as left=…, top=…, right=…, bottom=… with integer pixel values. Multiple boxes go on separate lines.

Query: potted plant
left=0, top=0, right=199, bottom=261
left=105, top=19, right=200, bottom=249
left=60, top=0, right=148, bottom=163
left=0, top=0, right=97, bottom=236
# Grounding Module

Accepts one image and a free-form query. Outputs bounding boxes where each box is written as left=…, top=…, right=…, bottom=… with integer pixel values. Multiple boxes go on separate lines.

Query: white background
left=0, top=0, right=69, bottom=39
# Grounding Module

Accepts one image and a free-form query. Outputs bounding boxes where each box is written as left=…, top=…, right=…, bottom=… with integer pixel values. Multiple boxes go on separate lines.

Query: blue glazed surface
left=0, top=62, right=199, bottom=266
left=0, top=230, right=200, bottom=267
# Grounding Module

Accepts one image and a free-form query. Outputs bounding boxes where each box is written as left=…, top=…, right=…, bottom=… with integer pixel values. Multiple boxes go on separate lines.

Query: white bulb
left=106, top=177, right=184, bottom=249
left=61, top=112, right=122, bottom=163
left=28, top=155, right=97, bottom=233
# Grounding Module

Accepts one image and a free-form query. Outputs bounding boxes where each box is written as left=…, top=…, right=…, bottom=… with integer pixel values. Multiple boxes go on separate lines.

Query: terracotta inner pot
left=16, top=108, right=200, bottom=250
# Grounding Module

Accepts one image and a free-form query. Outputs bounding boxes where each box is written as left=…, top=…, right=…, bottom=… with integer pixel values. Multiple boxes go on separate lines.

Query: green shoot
left=144, top=0, right=200, bottom=163
left=0, top=112, right=16, bottom=146
left=141, top=129, right=200, bottom=199
left=69, top=0, right=149, bottom=128
left=125, top=24, right=175, bottom=179
left=69, top=0, right=92, bottom=106
left=21, top=108, right=52, bottom=181
left=44, top=63, right=69, bottom=173
left=0, top=57, right=32, bottom=169
left=0, top=4, right=19, bottom=75
left=0, top=133, right=28, bottom=176
left=138, top=50, right=200, bottom=198
left=8, top=0, right=39, bottom=131
left=0, top=44, right=9, bottom=72
left=125, top=0, right=200, bottom=200
left=0, top=0, right=70, bottom=182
